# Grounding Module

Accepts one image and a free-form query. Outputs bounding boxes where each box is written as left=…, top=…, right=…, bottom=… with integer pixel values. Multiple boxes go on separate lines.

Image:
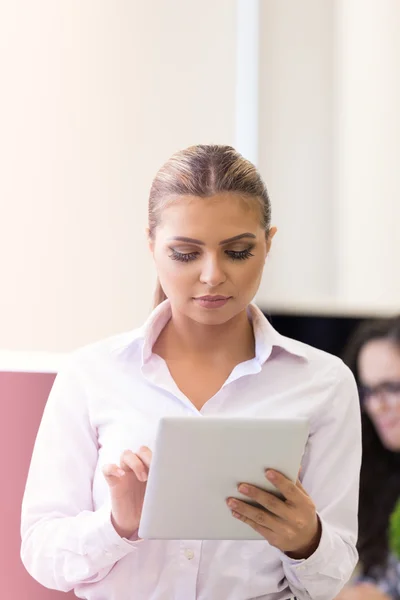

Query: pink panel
left=0, top=372, right=76, bottom=599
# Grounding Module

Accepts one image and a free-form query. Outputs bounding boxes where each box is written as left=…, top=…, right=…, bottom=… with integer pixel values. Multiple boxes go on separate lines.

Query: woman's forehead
left=157, top=193, right=263, bottom=232
left=359, top=339, right=400, bottom=383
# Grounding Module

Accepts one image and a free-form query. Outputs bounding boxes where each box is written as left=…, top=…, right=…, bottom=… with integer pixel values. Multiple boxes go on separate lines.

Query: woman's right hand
left=335, top=583, right=391, bottom=600
left=102, top=446, right=152, bottom=539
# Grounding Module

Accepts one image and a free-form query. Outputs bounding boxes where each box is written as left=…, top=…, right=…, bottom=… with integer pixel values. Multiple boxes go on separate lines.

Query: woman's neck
left=154, top=307, right=256, bottom=365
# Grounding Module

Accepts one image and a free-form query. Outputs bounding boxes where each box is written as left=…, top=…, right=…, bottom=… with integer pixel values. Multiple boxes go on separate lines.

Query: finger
left=236, top=483, right=292, bottom=520
left=102, top=463, right=126, bottom=487
left=226, top=498, right=277, bottom=531
left=229, top=507, right=281, bottom=548
left=295, top=477, right=309, bottom=496
left=265, top=469, right=303, bottom=505
left=120, top=449, right=149, bottom=482
left=136, top=446, right=152, bottom=469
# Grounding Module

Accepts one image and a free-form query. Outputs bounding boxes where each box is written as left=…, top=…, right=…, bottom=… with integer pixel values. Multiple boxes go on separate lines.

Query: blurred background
left=1, top=0, right=399, bottom=598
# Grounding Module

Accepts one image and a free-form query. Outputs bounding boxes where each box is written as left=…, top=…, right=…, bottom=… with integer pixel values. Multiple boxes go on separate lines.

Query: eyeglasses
left=359, top=381, right=400, bottom=410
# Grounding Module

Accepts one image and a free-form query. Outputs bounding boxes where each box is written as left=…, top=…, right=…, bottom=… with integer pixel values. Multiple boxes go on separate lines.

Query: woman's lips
left=193, top=296, right=232, bottom=309
left=376, top=416, right=400, bottom=431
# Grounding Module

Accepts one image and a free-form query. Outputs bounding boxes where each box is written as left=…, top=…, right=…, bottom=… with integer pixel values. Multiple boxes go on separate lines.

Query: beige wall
left=2, top=0, right=400, bottom=358
left=0, top=0, right=236, bottom=353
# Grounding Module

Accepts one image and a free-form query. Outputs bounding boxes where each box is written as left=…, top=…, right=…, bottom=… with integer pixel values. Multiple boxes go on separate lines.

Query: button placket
left=175, top=541, right=202, bottom=600
left=184, top=548, right=194, bottom=560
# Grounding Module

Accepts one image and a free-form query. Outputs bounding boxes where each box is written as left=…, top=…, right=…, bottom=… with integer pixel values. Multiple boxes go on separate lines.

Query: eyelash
left=169, top=247, right=255, bottom=263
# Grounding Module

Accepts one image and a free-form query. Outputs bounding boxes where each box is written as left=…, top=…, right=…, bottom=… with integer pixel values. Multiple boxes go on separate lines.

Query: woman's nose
left=199, top=255, right=227, bottom=287
left=367, top=391, right=390, bottom=414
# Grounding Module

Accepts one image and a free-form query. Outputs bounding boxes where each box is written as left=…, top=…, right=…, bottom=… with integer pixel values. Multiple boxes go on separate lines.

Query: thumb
left=102, top=463, right=126, bottom=488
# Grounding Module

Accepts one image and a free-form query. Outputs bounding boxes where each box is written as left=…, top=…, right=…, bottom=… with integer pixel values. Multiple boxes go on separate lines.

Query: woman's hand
left=226, top=469, right=321, bottom=559
left=335, top=583, right=391, bottom=600
left=102, top=446, right=152, bottom=540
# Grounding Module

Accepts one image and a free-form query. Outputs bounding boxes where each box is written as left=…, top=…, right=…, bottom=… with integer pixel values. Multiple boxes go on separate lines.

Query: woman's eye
left=169, top=249, right=199, bottom=262
left=226, top=247, right=255, bottom=261
left=168, top=246, right=255, bottom=263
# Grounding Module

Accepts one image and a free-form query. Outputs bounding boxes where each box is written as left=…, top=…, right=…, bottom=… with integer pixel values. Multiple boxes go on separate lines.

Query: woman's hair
left=343, top=316, right=400, bottom=576
left=148, top=144, right=271, bottom=308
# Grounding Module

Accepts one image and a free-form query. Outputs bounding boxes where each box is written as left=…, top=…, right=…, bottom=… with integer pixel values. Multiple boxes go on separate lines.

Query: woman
left=337, top=317, right=400, bottom=600
left=21, top=145, right=361, bottom=600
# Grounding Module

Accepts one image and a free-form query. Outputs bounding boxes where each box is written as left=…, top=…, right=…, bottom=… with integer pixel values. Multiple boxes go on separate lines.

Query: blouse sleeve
left=279, top=361, right=362, bottom=600
left=20, top=358, right=140, bottom=592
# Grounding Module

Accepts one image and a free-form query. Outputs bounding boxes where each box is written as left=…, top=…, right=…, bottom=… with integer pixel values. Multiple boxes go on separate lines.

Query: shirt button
left=184, top=548, right=194, bottom=560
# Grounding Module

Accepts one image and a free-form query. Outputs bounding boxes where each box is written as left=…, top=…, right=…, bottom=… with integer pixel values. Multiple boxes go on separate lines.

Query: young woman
left=21, top=145, right=361, bottom=600
left=337, top=317, right=400, bottom=600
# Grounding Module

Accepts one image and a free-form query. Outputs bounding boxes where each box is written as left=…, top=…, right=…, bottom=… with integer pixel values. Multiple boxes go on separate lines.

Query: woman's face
left=358, top=338, right=400, bottom=451
left=149, top=192, right=276, bottom=326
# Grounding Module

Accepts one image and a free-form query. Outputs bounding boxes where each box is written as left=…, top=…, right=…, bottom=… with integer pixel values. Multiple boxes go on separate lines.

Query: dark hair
left=343, top=316, right=400, bottom=576
left=148, top=144, right=271, bottom=308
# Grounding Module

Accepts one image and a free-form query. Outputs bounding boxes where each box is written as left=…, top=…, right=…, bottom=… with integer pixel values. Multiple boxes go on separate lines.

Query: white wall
left=257, top=0, right=400, bottom=317
left=0, top=0, right=236, bottom=353
left=257, top=0, right=335, bottom=310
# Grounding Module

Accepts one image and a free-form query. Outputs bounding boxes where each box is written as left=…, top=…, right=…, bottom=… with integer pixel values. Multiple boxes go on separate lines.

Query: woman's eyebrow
left=168, top=233, right=256, bottom=246
left=219, top=233, right=256, bottom=245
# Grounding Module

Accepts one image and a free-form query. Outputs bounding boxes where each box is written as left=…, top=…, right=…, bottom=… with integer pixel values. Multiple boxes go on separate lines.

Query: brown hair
left=148, top=144, right=271, bottom=308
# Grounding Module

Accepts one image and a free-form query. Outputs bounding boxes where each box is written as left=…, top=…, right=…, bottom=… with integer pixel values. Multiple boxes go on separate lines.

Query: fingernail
left=228, top=499, right=238, bottom=508
left=117, top=469, right=126, bottom=477
left=238, top=484, right=249, bottom=494
left=266, top=470, right=276, bottom=481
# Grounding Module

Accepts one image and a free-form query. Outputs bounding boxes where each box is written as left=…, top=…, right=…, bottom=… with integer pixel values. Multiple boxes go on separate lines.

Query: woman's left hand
left=226, top=469, right=321, bottom=559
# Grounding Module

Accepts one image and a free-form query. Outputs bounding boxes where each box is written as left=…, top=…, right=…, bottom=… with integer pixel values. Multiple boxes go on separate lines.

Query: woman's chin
left=378, top=430, right=400, bottom=452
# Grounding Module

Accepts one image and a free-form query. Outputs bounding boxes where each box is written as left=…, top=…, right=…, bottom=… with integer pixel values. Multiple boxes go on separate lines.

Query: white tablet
left=138, top=416, right=309, bottom=541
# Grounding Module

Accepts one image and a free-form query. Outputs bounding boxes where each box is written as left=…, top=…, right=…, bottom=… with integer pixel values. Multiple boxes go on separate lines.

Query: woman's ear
left=265, top=226, right=277, bottom=258
left=146, top=227, right=155, bottom=254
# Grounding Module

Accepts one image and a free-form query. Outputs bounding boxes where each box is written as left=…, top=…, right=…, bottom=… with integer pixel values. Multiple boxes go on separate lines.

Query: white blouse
left=21, top=301, right=361, bottom=600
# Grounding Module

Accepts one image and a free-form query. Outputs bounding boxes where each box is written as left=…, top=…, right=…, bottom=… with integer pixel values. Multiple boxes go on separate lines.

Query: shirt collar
left=118, top=299, right=308, bottom=366
left=247, top=303, right=308, bottom=364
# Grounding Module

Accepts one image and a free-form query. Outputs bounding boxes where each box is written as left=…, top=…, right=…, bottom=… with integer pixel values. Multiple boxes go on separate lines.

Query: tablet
left=138, top=416, right=309, bottom=541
